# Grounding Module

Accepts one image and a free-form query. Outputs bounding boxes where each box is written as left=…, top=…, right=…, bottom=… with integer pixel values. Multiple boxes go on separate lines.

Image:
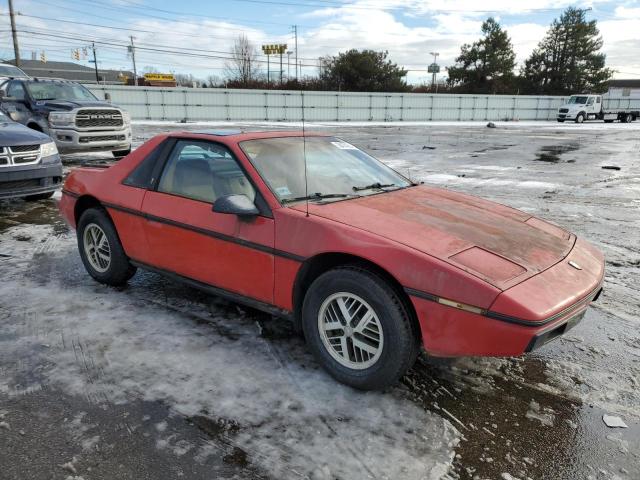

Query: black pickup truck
left=0, top=78, right=132, bottom=157
left=0, top=109, right=62, bottom=200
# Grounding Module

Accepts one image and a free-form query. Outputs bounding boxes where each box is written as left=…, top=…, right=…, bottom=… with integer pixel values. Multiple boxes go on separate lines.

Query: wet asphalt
left=0, top=121, right=638, bottom=480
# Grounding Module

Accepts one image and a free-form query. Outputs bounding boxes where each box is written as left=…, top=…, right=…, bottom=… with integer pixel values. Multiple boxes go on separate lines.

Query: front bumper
left=410, top=237, right=605, bottom=357
left=50, top=126, right=132, bottom=153
left=557, top=112, right=577, bottom=120
left=0, top=161, right=63, bottom=199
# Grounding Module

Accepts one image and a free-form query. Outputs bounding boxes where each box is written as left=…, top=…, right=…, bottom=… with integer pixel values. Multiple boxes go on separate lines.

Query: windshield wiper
left=281, top=192, right=359, bottom=204
left=352, top=182, right=398, bottom=192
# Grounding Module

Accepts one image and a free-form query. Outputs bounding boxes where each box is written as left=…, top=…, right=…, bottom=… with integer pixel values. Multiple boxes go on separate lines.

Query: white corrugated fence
left=86, top=85, right=571, bottom=122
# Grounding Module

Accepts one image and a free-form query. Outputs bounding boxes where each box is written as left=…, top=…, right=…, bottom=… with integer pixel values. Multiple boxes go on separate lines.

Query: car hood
left=301, top=186, right=575, bottom=290
left=0, top=120, right=50, bottom=144
left=35, top=100, right=119, bottom=112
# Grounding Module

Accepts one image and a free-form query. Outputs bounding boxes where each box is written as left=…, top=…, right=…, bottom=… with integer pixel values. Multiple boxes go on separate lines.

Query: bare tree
left=225, top=34, right=259, bottom=85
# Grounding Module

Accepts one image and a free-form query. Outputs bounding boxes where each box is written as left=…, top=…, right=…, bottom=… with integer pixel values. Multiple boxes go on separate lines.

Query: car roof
left=169, top=130, right=331, bottom=143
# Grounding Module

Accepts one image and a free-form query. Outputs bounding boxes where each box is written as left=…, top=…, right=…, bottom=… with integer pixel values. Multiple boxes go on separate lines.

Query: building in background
left=606, top=79, right=640, bottom=98
left=3, top=59, right=132, bottom=84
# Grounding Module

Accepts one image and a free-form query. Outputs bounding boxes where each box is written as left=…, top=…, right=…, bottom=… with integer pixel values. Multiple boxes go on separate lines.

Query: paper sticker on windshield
left=331, top=141, right=357, bottom=150
left=275, top=186, right=292, bottom=196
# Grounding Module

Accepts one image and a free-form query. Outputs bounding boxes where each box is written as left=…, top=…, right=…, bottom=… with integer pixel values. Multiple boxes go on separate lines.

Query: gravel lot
left=1, top=120, right=638, bottom=480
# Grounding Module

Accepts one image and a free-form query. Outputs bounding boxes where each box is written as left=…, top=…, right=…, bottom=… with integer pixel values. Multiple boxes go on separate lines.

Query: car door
left=140, top=138, right=275, bottom=304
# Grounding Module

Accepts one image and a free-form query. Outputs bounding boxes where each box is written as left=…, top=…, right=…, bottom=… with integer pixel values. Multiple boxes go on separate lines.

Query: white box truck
left=557, top=94, right=640, bottom=124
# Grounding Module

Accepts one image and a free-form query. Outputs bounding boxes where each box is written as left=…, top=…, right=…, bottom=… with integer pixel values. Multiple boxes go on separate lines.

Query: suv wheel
left=77, top=208, right=136, bottom=285
left=575, top=113, right=585, bottom=123
left=302, top=267, right=418, bottom=390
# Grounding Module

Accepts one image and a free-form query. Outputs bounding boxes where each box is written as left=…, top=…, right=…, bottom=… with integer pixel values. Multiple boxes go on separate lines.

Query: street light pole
left=429, top=51, right=439, bottom=91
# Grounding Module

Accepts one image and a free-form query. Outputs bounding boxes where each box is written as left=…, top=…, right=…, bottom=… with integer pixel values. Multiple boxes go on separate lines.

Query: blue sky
left=2, top=0, right=639, bottom=84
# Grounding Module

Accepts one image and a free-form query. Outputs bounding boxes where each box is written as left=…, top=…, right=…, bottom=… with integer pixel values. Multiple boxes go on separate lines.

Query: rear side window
left=122, top=141, right=166, bottom=189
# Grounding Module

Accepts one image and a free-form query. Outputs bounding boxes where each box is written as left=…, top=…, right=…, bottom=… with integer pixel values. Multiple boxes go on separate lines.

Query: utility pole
left=91, top=42, right=99, bottom=83
left=129, top=36, right=138, bottom=86
left=287, top=51, right=292, bottom=79
left=8, top=0, right=21, bottom=67
left=293, top=25, right=298, bottom=81
left=279, top=49, right=283, bottom=84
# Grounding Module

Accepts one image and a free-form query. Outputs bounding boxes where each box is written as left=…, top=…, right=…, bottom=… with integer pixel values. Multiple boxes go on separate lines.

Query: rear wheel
left=604, top=120, right=614, bottom=123
left=625, top=113, right=633, bottom=123
left=77, top=207, right=136, bottom=286
left=302, top=266, right=418, bottom=390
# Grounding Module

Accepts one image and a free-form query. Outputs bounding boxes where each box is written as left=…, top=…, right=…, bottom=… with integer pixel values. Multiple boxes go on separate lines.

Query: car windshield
left=240, top=136, right=411, bottom=203
left=25, top=82, right=98, bottom=101
left=0, top=65, right=27, bottom=77
left=568, top=96, right=588, bottom=104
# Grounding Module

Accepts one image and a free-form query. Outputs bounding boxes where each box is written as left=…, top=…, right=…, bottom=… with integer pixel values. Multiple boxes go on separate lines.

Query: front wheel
left=575, top=113, right=585, bottom=124
left=77, top=207, right=136, bottom=286
left=302, top=267, right=418, bottom=390
left=112, top=146, right=132, bottom=158
left=557, top=119, right=565, bottom=123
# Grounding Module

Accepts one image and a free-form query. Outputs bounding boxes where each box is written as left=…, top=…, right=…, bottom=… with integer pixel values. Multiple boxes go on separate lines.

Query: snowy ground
left=1, top=121, right=639, bottom=480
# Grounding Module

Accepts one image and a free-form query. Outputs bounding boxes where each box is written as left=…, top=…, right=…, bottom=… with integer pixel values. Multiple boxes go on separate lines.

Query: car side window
left=157, top=140, right=256, bottom=204
left=586, top=97, right=594, bottom=106
left=7, top=82, right=26, bottom=101
left=123, top=140, right=166, bottom=189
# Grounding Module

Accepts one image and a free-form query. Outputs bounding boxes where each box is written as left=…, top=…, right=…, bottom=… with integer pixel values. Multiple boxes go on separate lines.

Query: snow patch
left=0, top=224, right=459, bottom=480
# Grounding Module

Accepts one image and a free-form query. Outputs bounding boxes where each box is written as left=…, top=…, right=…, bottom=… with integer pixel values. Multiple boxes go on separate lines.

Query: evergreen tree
left=447, top=18, right=516, bottom=94
left=319, top=49, right=408, bottom=92
left=521, top=7, right=612, bottom=94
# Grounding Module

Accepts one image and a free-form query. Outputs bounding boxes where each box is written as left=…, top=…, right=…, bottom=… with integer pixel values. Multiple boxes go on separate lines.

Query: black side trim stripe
left=102, top=201, right=306, bottom=262
left=62, top=189, right=80, bottom=198
left=130, top=259, right=293, bottom=320
left=404, top=284, right=603, bottom=328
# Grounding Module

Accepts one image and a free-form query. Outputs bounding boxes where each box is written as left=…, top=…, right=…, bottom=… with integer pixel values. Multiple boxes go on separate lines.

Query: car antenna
left=302, top=91, right=309, bottom=217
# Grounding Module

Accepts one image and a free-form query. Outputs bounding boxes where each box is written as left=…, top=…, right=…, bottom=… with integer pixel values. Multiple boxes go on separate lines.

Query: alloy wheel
left=317, top=292, right=384, bottom=370
left=83, top=223, right=111, bottom=273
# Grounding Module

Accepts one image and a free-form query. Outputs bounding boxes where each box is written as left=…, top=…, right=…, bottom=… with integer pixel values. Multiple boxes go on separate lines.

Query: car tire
left=557, top=119, right=564, bottom=123
left=77, top=207, right=136, bottom=286
left=575, top=113, right=585, bottom=124
left=625, top=113, right=633, bottom=123
left=302, top=266, right=418, bottom=390
left=112, top=147, right=132, bottom=158
left=24, top=191, right=54, bottom=201
left=604, top=120, right=614, bottom=123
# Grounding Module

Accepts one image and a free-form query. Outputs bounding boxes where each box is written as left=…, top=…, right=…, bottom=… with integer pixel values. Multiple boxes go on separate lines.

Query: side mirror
left=104, top=92, right=111, bottom=101
left=212, top=194, right=259, bottom=218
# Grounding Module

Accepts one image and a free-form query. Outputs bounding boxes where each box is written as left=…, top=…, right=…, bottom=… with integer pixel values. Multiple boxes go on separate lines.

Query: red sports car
left=59, top=131, right=605, bottom=390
